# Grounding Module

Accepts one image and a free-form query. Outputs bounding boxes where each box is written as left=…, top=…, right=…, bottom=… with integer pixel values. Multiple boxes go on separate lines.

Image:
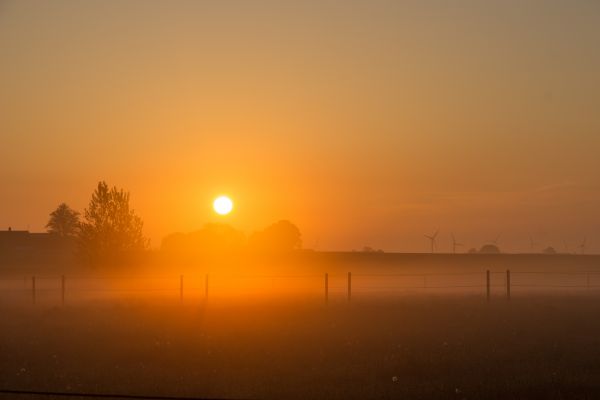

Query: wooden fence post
left=32, top=276, right=36, bottom=305
left=486, top=270, right=490, bottom=302
left=347, top=272, right=352, bottom=302
left=587, top=273, right=590, bottom=290
left=325, top=273, right=329, bottom=304
left=506, top=269, right=511, bottom=300
left=205, top=274, right=209, bottom=299
left=180, top=275, right=183, bottom=302
left=61, top=275, right=65, bottom=306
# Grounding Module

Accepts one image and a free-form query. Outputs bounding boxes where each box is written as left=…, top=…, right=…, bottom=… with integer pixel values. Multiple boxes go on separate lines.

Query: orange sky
left=1, top=1, right=599, bottom=252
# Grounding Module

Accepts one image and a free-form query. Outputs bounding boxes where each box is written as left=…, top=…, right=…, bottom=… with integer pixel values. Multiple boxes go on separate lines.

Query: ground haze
left=2, top=254, right=600, bottom=398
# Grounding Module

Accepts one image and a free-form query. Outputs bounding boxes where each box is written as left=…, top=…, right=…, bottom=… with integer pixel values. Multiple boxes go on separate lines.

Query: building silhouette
left=0, top=228, right=75, bottom=266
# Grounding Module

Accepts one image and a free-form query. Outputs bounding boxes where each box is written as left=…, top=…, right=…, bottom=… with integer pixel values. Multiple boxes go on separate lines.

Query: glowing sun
left=213, top=195, right=233, bottom=215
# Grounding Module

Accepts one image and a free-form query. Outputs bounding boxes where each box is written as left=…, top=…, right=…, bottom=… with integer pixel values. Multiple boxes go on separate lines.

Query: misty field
left=2, top=294, right=600, bottom=399
left=2, top=255, right=600, bottom=399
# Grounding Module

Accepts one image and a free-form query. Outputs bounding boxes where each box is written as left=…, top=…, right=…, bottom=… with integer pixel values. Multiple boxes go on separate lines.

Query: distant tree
left=78, top=181, right=148, bottom=265
left=248, top=220, right=302, bottom=252
left=479, top=244, right=501, bottom=254
left=543, top=246, right=557, bottom=255
left=195, top=223, right=245, bottom=253
left=362, top=246, right=385, bottom=253
left=162, top=224, right=245, bottom=255
left=161, top=232, right=189, bottom=253
left=46, top=203, right=80, bottom=238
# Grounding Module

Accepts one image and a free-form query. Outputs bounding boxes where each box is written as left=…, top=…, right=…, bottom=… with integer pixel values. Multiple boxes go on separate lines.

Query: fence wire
left=2, top=270, right=600, bottom=305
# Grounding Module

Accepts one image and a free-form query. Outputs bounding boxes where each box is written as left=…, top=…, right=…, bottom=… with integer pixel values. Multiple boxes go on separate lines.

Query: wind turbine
left=579, top=237, right=587, bottom=255
left=563, top=240, right=571, bottom=254
left=491, top=234, right=501, bottom=245
left=424, top=230, right=439, bottom=253
left=529, top=235, right=540, bottom=252
left=451, top=233, right=464, bottom=254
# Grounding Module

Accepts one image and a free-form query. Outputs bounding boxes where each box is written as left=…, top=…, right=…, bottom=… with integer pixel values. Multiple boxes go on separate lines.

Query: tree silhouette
left=248, top=220, right=302, bottom=252
left=78, top=181, right=148, bottom=265
left=46, top=203, right=80, bottom=238
left=162, top=223, right=245, bottom=255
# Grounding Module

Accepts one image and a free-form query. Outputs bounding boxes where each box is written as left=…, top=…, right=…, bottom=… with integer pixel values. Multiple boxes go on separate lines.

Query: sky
left=1, top=0, right=599, bottom=253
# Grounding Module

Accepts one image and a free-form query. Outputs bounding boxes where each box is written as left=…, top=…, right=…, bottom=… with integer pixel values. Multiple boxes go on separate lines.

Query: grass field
left=2, top=294, right=600, bottom=399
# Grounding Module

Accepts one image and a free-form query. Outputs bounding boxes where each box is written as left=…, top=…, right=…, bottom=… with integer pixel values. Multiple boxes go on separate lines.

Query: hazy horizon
left=1, top=0, right=599, bottom=253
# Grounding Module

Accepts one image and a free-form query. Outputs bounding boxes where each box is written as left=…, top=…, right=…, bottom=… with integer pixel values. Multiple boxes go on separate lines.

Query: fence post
left=61, top=275, right=65, bottom=306
left=587, top=273, right=590, bottom=290
left=179, top=275, right=184, bottom=302
left=347, top=272, right=352, bottom=302
left=32, top=276, right=36, bottom=305
left=506, top=269, right=511, bottom=300
left=486, top=270, right=490, bottom=302
left=205, top=274, right=209, bottom=299
left=325, top=273, right=329, bottom=304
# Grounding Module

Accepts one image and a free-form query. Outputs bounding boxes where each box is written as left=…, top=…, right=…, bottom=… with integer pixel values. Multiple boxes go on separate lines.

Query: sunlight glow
left=213, top=196, right=233, bottom=215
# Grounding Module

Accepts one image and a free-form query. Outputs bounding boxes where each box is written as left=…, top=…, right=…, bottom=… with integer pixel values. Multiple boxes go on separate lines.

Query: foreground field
left=1, top=296, right=600, bottom=399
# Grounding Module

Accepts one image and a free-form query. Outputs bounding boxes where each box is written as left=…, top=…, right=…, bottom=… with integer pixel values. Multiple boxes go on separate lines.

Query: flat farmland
left=2, top=295, right=600, bottom=399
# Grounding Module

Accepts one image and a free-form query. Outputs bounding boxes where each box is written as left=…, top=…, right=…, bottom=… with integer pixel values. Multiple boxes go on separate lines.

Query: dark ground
left=1, top=295, right=600, bottom=399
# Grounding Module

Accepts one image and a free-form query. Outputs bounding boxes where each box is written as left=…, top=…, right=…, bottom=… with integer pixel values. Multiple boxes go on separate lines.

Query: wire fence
left=2, top=271, right=599, bottom=399
left=3, top=269, right=600, bottom=305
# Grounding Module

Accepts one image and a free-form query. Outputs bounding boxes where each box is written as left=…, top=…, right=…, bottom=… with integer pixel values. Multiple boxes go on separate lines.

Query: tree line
left=47, top=181, right=302, bottom=265
left=161, top=220, right=302, bottom=255
left=47, top=181, right=148, bottom=265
